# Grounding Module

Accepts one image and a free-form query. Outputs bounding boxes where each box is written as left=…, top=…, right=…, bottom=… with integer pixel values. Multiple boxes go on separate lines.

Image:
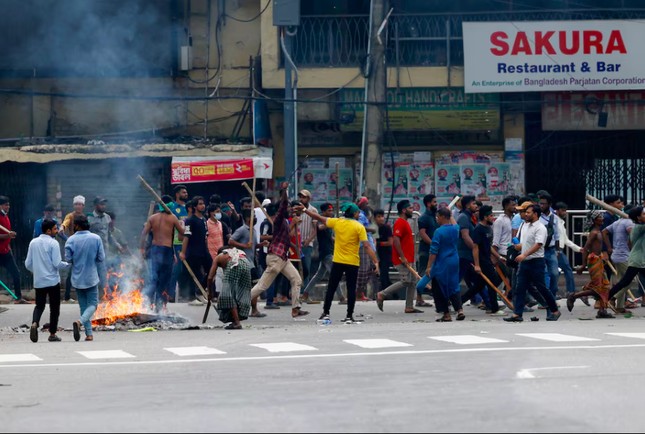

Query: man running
left=568, top=210, right=614, bottom=318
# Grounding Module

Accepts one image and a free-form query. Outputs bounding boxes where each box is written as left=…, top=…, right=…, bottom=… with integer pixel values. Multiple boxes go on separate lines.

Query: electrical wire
left=224, top=0, right=271, bottom=23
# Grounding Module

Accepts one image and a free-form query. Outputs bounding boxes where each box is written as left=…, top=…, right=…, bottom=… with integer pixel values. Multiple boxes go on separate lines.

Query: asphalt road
left=1, top=300, right=644, bottom=433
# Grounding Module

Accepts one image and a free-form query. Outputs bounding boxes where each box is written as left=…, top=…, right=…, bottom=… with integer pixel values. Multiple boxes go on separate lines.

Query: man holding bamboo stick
left=250, top=183, right=309, bottom=318
left=376, top=200, right=421, bottom=314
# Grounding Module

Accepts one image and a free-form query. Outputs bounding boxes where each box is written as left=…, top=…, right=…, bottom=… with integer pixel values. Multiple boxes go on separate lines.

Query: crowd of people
left=2, top=183, right=645, bottom=341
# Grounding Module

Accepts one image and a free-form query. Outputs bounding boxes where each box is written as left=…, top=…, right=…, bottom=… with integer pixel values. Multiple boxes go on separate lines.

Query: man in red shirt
left=377, top=200, right=422, bottom=313
left=0, top=196, right=25, bottom=303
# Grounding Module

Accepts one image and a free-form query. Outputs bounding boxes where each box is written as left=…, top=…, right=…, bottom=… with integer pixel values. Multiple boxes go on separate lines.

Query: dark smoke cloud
left=0, top=0, right=177, bottom=76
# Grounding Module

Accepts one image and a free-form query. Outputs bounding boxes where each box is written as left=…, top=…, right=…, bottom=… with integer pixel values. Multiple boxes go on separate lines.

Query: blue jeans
left=97, top=261, right=107, bottom=293
left=76, top=285, right=99, bottom=337
left=514, top=258, right=558, bottom=317
left=146, top=246, right=174, bottom=309
left=557, top=251, right=576, bottom=294
left=301, top=245, right=314, bottom=290
left=544, top=248, right=560, bottom=297
left=417, top=253, right=429, bottom=295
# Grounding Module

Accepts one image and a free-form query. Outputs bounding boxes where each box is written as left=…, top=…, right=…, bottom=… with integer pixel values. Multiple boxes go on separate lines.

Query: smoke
left=0, top=0, right=176, bottom=76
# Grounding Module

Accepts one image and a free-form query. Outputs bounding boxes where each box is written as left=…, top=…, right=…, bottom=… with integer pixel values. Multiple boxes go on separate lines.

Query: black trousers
left=432, top=278, right=462, bottom=314
left=32, top=283, right=61, bottom=333
left=185, top=255, right=213, bottom=300
left=0, top=252, right=21, bottom=298
left=609, top=266, right=645, bottom=299
left=461, top=262, right=501, bottom=312
left=324, top=262, right=359, bottom=317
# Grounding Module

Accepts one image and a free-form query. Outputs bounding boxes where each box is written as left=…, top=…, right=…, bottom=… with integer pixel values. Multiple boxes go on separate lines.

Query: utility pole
left=363, top=0, right=389, bottom=208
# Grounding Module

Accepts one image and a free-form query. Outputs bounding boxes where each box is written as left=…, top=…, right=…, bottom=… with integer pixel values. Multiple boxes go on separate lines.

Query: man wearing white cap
left=61, top=195, right=86, bottom=302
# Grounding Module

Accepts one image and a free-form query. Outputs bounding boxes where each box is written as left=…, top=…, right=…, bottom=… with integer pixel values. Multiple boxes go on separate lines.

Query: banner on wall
left=464, top=20, right=644, bottom=93
left=171, top=158, right=274, bottom=184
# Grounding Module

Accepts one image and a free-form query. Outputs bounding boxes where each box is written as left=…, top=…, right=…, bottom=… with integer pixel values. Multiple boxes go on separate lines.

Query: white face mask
left=215, top=213, right=222, bottom=220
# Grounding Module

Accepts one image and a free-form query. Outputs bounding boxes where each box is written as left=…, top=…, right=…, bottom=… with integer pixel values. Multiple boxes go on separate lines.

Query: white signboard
left=463, top=20, right=645, bottom=93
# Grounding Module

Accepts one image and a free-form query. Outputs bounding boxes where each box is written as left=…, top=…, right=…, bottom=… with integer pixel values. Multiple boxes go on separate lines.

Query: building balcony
left=289, top=8, right=645, bottom=69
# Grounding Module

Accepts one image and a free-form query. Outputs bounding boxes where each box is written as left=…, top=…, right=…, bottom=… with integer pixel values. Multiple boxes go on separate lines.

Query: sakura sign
left=463, top=20, right=645, bottom=93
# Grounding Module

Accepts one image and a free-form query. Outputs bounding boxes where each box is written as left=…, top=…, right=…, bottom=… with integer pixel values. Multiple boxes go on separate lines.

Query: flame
left=92, top=264, right=149, bottom=326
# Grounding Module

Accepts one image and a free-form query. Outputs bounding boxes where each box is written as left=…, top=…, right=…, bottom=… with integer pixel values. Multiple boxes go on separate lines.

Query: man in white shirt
left=504, top=204, right=561, bottom=322
left=25, top=219, right=70, bottom=342
left=554, top=202, right=583, bottom=297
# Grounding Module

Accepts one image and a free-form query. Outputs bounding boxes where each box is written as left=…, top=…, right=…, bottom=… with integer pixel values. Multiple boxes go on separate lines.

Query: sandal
left=416, top=301, right=433, bottom=308
left=596, top=311, right=615, bottom=319
left=292, top=308, right=309, bottom=318
left=456, top=313, right=466, bottom=321
left=224, top=323, right=242, bottom=330
left=405, top=308, right=424, bottom=314
left=85, top=335, right=94, bottom=341
left=250, top=312, right=267, bottom=318
left=436, top=316, right=452, bottom=322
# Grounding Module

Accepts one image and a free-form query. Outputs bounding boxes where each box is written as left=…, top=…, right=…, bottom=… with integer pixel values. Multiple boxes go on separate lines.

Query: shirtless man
left=140, top=205, right=184, bottom=310
left=568, top=210, right=614, bottom=318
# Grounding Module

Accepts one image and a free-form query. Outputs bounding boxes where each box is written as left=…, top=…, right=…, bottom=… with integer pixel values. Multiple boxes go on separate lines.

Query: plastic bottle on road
left=317, top=317, right=332, bottom=326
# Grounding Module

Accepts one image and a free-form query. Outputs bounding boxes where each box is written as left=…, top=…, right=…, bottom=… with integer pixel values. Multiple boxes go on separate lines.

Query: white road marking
left=164, top=346, right=227, bottom=356
left=344, top=339, right=413, bottom=349
left=77, top=350, right=136, bottom=360
left=516, top=365, right=590, bottom=379
left=606, top=333, right=645, bottom=340
left=250, top=342, right=318, bottom=353
left=0, top=343, right=642, bottom=369
left=516, top=333, right=599, bottom=342
left=0, top=354, right=42, bottom=363
left=429, top=335, right=509, bottom=345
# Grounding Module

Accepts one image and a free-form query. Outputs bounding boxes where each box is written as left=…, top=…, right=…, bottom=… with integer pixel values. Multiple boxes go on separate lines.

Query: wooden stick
left=405, top=262, right=422, bottom=281
left=241, top=181, right=273, bottom=225
left=586, top=194, right=628, bottom=219
left=447, top=195, right=461, bottom=210
left=147, top=201, right=156, bottom=218
left=475, top=265, right=515, bottom=311
left=137, top=175, right=172, bottom=214
left=606, top=259, right=618, bottom=276
left=182, top=259, right=209, bottom=302
left=495, top=264, right=512, bottom=297
left=249, top=176, right=256, bottom=245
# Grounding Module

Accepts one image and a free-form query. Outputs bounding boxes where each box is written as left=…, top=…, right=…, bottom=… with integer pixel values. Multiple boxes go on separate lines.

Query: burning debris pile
left=90, top=263, right=191, bottom=331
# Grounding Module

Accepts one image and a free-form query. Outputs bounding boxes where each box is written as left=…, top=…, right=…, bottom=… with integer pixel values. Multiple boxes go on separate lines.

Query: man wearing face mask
left=207, top=203, right=230, bottom=261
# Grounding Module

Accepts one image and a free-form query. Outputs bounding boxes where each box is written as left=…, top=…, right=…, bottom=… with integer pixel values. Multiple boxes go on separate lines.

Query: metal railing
left=290, top=9, right=645, bottom=69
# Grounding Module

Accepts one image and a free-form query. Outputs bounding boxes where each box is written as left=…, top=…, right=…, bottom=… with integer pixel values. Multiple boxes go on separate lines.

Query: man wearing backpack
left=538, top=193, right=560, bottom=299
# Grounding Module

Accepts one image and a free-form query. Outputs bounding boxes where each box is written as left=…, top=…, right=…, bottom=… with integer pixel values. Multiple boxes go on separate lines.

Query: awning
left=170, top=156, right=273, bottom=184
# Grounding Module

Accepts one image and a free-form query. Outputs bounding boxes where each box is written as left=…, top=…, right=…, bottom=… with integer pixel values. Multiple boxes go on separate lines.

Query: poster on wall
left=435, top=165, right=461, bottom=197
left=505, top=151, right=526, bottom=196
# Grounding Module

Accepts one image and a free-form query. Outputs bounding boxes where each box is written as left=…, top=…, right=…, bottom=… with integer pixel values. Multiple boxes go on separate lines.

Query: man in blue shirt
left=65, top=215, right=105, bottom=342
left=25, top=219, right=70, bottom=342
left=33, top=204, right=64, bottom=239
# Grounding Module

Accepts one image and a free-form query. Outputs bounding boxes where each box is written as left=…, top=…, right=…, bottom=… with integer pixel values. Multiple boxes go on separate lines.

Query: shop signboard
left=464, top=20, right=645, bottom=93
left=339, top=88, right=499, bottom=131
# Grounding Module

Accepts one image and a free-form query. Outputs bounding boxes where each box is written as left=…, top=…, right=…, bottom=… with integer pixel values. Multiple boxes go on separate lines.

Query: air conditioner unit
left=180, top=45, right=193, bottom=71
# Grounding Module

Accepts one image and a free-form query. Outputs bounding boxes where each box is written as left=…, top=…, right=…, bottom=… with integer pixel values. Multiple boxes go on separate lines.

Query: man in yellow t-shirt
left=298, top=202, right=379, bottom=323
